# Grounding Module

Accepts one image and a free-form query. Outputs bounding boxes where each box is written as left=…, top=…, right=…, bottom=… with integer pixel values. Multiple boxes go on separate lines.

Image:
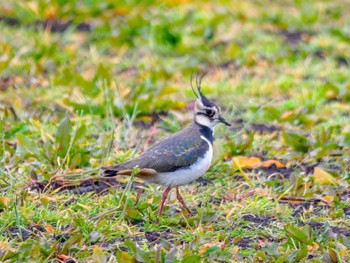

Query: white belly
left=146, top=136, right=213, bottom=187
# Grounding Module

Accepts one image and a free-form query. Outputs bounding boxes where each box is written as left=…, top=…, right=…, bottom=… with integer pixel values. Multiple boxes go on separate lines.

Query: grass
left=0, top=0, right=349, bottom=262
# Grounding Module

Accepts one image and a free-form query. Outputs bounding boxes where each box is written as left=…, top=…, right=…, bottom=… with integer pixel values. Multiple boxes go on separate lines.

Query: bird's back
left=101, top=122, right=213, bottom=176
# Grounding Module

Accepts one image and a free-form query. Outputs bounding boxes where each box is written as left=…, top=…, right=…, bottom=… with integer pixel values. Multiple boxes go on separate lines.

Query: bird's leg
left=134, top=188, right=144, bottom=207
left=158, top=186, right=172, bottom=216
left=176, top=186, right=193, bottom=216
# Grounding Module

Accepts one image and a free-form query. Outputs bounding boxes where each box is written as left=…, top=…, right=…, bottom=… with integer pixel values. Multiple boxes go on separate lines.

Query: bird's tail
left=101, top=166, right=119, bottom=177
left=101, top=165, right=157, bottom=178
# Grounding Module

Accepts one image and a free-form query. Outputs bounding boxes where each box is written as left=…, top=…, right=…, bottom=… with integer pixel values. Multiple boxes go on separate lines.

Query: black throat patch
left=199, top=125, right=214, bottom=144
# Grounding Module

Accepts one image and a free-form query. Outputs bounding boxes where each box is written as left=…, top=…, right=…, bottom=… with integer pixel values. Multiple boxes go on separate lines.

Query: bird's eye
left=205, top=109, right=215, bottom=117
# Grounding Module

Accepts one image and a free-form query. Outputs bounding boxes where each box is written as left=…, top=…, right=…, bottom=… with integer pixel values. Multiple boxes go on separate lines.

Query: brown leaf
left=45, top=225, right=54, bottom=234
left=262, top=160, right=286, bottom=168
left=199, top=244, right=212, bottom=256
left=57, top=254, right=70, bottom=261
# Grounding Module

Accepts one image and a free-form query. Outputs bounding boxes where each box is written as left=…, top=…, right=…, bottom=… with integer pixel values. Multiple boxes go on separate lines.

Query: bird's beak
left=218, top=116, right=231, bottom=126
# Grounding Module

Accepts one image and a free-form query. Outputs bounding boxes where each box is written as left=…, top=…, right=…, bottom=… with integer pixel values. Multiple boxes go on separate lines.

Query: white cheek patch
left=195, top=114, right=218, bottom=129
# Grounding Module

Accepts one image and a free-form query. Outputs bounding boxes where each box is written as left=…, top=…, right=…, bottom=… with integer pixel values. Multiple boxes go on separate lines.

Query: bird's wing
left=102, top=129, right=209, bottom=175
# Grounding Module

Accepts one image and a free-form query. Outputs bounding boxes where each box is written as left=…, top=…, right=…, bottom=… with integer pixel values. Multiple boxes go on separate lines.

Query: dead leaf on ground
left=0, top=197, right=11, bottom=207
left=44, top=225, right=54, bottom=234
left=262, top=160, right=286, bottom=168
left=233, top=156, right=262, bottom=169
left=233, top=156, right=286, bottom=169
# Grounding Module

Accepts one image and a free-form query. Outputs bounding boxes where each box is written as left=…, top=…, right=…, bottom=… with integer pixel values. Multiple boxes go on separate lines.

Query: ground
left=0, top=0, right=349, bottom=262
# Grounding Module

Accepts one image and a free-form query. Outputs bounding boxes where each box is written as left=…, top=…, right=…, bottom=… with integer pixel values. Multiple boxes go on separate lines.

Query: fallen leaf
left=324, top=195, right=335, bottom=203
left=226, top=208, right=235, bottom=220
left=233, top=156, right=262, bottom=169
left=282, top=110, right=296, bottom=120
left=45, top=225, right=54, bottom=233
left=314, top=167, right=338, bottom=186
left=58, top=254, right=70, bottom=261
left=262, top=160, right=286, bottom=168
left=199, top=244, right=211, bottom=256
left=328, top=248, right=338, bottom=263
left=0, top=197, right=11, bottom=207
left=40, top=196, right=50, bottom=207
left=1, top=244, right=16, bottom=253
left=231, top=246, right=239, bottom=255
left=116, top=251, right=136, bottom=263
left=232, top=157, right=255, bottom=187
left=307, top=242, right=319, bottom=253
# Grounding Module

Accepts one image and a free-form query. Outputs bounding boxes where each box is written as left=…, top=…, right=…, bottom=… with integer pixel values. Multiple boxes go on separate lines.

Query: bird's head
left=192, top=73, right=231, bottom=129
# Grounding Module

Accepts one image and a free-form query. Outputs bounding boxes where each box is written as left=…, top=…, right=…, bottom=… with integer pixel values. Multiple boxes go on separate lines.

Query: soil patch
left=195, top=177, right=212, bottom=186
left=250, top=123, right=281, bottom=134
left=0, top=16, right=91, bottom=32
left=144, top=229, right=173, bottom=244
left=254, top=165, right=295, bottom=179
left=308, top=221, right=350, bottom=236
left=208, top=197, right=222, bottom=205
left=242, top=214, right=274, bottom=227
left=5, top=225, right=47, bottom=241
left=230, top=236, right=254, bottom=249
left=280, top=199, right=330, bottom=217
left=336, top=56, right=349, bottom=67
left=278, top=30, right=313, bottom=46
left=30, top=177, right=145, bottom=195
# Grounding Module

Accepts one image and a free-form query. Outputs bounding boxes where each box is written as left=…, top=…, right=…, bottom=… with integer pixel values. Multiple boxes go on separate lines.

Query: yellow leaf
left=262, top=160, right=286, bottom=168
left=226, top=208, right=235, bottom=220
left=118, top=251, right=136, bottom=263
left=40, top=196, right=50, bottom=207
left=339, top=249, right=347, bottom=257
left=233, top=156, right=262, bottom=169
left=0, top=197, right=11, bottom=207
left=159, top=86, right=177, bottom=96
left=14, top=98, right=21, bottom=106
left=137, top=115, right=152, bottom=123
left=324, top=195, right=335, bottom=203
left=314, top=167, right=338, bottom=186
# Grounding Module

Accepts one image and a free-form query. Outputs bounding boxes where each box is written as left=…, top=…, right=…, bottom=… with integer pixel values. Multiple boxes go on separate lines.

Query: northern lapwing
left=101, top=75, right=231, bottom=216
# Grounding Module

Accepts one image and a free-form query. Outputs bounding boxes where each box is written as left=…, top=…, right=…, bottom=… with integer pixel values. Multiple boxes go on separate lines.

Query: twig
left=279, top=196, right=330, bottom=206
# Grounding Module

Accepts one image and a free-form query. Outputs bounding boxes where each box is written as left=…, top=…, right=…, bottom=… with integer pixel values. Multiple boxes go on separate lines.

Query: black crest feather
left=191, top=72, right=216, bottom=107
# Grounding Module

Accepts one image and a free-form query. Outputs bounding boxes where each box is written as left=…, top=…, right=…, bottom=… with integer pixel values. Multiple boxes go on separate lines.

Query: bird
left=101, top=74, right=231, bottom=217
